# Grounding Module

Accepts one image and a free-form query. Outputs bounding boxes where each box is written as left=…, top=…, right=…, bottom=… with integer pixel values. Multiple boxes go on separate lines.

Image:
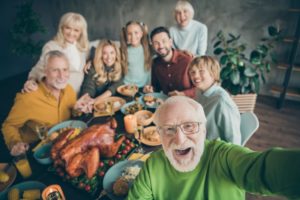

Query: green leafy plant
left=213, top=26, right=281, bottom=95
left=10, top=0, right=46, bottom=59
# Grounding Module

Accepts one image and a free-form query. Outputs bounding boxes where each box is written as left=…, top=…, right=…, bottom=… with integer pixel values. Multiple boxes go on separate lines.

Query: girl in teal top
left=120, top=21, right=152, bottom=88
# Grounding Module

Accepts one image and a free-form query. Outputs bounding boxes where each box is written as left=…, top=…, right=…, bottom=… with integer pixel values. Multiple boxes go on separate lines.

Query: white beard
left=163, top=140, right=204, bottom=172
left=51, top=80, right=68, bottom=90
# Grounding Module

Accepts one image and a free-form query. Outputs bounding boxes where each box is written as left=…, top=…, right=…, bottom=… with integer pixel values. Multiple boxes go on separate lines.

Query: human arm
left=168, top=90, right=185, bottom=96
left=181, top=87, right=196, bottom=98
left=219, top=143, right=300, bottom=198
left=106, top=79, right=123, bottom=96
left=216, top=101, right=241, bottom=145
left=10, top=142, right=29, bottom=156
left=83, top=61, right=92, bottom=74
left=1, top=94, right=31, bottom=150
left=79, top=66, right=97, bottom=98
left=22, top=79, right=38, bottom=93
left=93, top=78, right=123, bottom=101
left=150, top=65, right=161, bottom=93
left=73, top=93, right=95, bottom=114
left=83, top=47, right=96, bottom=73
left=197, top=24, right=208, bottom=56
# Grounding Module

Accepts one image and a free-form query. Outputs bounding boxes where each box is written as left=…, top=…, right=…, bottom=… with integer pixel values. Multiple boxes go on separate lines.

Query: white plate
left=0, top=163, right=16, bottom=194
left=117, top=85, right=138, bottom=97
left=139, top=93, right=168, bottom=109
left=135, top=126, right=161, bottom=146
left=103, top=160, right=144, bottom=200
left=94, top=96, right=126, bottom=117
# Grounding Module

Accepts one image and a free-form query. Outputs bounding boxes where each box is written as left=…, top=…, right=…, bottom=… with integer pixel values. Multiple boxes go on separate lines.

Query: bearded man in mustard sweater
left=2, top=50, right=93, bottom=154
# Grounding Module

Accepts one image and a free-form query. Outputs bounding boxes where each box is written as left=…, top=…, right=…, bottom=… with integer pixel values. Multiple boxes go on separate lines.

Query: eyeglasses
left=157, top=122, right=201, bottom=136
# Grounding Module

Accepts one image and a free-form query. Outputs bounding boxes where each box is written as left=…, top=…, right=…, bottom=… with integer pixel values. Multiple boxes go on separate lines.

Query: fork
left=95, top=189, right=108, bottom=200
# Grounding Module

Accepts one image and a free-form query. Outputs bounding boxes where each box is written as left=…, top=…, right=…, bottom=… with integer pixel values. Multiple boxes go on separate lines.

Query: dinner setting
left=1, top=0, right=300, bottom=200
left=0, top=83, right=163, bottom=200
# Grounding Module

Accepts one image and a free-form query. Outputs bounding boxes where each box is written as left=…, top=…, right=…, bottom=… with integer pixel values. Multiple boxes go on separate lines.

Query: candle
left=124, top=114, right=137, bottom=134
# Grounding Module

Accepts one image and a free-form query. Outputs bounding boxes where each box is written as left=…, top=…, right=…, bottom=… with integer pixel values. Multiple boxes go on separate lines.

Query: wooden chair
left=240, top=112, right=259, bottom=146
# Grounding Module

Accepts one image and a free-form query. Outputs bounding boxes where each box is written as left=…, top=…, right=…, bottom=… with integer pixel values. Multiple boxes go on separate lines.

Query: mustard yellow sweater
left=1, top=82, right=76, bottom=149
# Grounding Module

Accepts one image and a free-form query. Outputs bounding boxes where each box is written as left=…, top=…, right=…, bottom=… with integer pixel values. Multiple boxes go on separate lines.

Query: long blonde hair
left=93, top=40, right=122, bottom=85
left=54, top=12, right=89, bottom=52
left=120, top=21, right=152, bottom=74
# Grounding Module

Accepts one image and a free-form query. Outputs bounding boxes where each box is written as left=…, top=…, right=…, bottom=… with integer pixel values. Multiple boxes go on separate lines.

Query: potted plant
left=10, top=0, right=46, bottom=59
left=212, top=26, right=281, bottom=112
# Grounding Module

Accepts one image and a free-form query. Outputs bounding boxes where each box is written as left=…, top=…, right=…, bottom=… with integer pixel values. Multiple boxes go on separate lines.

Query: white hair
left=153, top=96, right=207, bottom=125
left=174, top=0, right=195, bottom=19
left=44, top=50, right=69, bottom=69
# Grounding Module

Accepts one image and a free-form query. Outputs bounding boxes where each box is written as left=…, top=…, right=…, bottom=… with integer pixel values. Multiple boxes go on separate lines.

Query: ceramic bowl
left=33, top=143, right=52, bottom=165
left=134, top=110, right=154, bottom=126
left=47, top=120, right=87, bottom=138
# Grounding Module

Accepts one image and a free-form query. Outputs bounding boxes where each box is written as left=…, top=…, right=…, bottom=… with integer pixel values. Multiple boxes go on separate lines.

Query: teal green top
left=127, top=140, right=300, bottom=200
left=195, top=84, right=241, bottom=145
left=123, top=45, right=150, bottom=87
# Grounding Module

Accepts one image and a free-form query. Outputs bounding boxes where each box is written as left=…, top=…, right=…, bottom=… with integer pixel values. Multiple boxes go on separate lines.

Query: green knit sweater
left=127, top=140, right=300, bottom=200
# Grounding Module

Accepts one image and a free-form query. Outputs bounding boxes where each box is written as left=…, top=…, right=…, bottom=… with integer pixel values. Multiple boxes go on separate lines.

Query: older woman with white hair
left=169, top=0, right=208, bottom=56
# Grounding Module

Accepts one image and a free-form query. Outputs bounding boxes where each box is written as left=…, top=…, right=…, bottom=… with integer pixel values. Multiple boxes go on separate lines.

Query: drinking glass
left=13, top=153, right=32, bottom=178
left=35, top=125, right=48, bottom=140
left=136, top=125, right=145, bottom=154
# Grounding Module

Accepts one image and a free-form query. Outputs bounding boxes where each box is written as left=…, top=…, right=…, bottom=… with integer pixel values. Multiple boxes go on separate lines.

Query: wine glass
left=136, top=125, right=145, bottom=154
left=128, top=84, right=138, bottom=102
left=35, top=125, right=48, bottom=140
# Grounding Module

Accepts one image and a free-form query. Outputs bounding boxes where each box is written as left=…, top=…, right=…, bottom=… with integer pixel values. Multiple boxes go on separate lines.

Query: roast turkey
left=51, top=118, right=125, bottom=179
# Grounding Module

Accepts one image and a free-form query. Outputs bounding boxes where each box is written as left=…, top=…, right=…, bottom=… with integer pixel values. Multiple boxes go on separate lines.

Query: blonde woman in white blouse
left=23, top=12, right=89, bottom=94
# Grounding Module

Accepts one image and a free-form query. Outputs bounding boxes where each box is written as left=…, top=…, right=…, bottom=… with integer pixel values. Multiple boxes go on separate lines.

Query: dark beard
left=156, top=48, right=171, bottom=58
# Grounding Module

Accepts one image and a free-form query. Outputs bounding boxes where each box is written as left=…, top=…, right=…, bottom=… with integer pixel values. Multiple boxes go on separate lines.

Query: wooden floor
left=245, top=96, right=300, bottom=200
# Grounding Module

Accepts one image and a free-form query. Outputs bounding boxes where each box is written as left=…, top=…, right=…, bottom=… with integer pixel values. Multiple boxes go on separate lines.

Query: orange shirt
left=1, top=82, right=76, bottom=149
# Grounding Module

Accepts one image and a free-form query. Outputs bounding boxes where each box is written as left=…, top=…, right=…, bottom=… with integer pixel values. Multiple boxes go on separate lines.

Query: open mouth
left=193, top=79, right=201, bottom=84
left=174, top=147, right=191, bottom=156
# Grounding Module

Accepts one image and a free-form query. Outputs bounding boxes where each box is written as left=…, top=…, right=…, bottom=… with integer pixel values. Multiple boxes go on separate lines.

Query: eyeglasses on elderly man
left=157, top=122, right=202, bottom=136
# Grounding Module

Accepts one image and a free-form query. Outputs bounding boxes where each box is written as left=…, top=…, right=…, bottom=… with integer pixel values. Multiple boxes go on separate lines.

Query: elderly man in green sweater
left=127, top=96, right=300, bottom=200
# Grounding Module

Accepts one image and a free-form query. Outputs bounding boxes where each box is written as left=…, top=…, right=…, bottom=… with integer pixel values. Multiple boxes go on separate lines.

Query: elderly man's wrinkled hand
left=74, top=93, right=95, bottom=114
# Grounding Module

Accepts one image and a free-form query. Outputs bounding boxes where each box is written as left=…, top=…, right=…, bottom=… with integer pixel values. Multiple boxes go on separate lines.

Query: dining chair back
left=240, top=112, right=259, bottom=146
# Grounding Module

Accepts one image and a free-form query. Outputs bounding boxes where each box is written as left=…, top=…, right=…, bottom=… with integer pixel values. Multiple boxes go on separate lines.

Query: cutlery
left=95, top=189, right=108, bottom=200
